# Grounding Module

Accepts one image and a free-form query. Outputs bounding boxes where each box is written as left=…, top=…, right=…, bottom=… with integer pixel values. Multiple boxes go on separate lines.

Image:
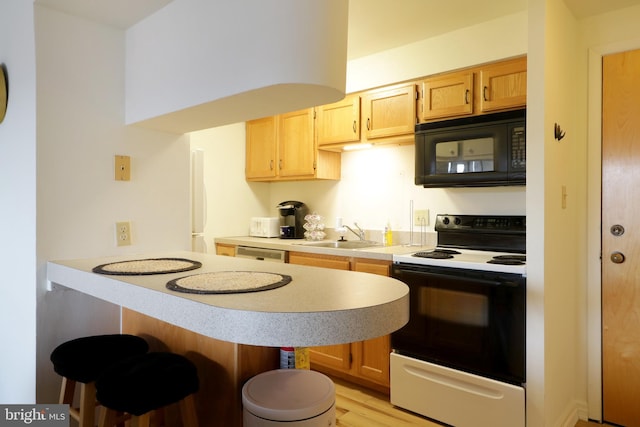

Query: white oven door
left=391, top=353, right=524, bottom=427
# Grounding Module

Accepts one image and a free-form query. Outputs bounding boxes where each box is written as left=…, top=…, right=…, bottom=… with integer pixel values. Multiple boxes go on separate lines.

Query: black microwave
left=415, top=109, right=526, bottom=188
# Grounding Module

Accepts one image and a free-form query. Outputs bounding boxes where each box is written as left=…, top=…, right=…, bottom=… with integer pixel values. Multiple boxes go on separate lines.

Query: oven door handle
left=395, top=267, right=521, bottom=288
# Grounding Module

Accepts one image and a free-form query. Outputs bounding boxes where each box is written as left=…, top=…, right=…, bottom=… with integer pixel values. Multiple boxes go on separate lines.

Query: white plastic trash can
left=242, top=369, right=336, bottom=427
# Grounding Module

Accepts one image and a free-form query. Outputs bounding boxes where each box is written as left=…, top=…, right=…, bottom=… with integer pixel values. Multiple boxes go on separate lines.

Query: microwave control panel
left=511, top=125, right=526, bottom=170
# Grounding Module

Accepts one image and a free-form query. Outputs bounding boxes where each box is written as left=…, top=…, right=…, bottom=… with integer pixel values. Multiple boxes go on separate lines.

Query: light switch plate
left=115, top=155, right=130, bottom=181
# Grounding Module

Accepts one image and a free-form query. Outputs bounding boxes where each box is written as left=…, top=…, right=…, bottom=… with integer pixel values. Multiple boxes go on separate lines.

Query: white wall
left=533, top=0, right=585, bottom=425
left=190, top=123, right=270, bottom=247
left=346, top=11, right=528, bottom=93
left=126, top=0, right=348, bottom=133
left=34, top=6, right=191, bottom=402
left=0, top=0, right=37, bottom=403
left=580, top=2, right=640, bottom=422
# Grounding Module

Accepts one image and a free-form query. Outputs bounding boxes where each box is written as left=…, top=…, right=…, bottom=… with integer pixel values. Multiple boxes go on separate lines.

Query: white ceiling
left=35, top=0, right=640, bottom=59
left=346, top=0, right=527, bottom=59
left=35, top=0, right=172, bottom=29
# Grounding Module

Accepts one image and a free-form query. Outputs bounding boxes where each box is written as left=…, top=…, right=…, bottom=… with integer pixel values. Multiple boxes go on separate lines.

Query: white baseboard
left=556, top=399, right=589, bottom=427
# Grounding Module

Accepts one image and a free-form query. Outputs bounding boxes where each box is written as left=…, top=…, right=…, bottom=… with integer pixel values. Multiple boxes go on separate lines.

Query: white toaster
left=249, top=217, right=280, bottom=238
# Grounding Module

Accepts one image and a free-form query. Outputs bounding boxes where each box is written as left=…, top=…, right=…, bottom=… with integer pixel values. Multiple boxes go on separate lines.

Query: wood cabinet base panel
left=122, top=308, right=279, bottom=427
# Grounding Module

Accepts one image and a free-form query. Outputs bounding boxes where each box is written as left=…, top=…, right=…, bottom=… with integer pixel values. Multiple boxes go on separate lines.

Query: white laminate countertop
left=214, top=236, right=430, bottom=260
left=47, top=251, right=409, bottom=347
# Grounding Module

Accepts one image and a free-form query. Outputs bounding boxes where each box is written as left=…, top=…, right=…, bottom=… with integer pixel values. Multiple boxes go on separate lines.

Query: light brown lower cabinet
left=288, top=252, right=392, bottom=393
left=215, top=243, right=236, bottom=257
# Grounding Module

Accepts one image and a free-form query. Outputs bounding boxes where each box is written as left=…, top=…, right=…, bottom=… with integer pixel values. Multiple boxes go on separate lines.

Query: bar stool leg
left=58, top=377, right=96, bottom=427
left=78, top=382, right=96, bottom=427
left=58, top=377, right=76, bottom=405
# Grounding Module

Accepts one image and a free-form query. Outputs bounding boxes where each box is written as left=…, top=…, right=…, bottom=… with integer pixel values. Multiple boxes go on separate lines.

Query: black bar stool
left=50, top=334, right=149, bottom=427
left=96, top=352, right=199, bottom=427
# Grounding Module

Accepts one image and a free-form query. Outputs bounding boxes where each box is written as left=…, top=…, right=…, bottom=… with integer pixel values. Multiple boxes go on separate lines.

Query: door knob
left=611, top=251, right=626, bottom=264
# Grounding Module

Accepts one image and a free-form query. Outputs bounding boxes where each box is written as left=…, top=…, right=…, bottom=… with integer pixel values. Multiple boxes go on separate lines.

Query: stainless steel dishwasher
left=235, top=246, right=288, bottom=263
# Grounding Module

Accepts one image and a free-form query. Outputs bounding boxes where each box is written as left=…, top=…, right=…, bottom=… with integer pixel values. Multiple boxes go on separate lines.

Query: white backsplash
left=269, top=144, right=526, bottom=235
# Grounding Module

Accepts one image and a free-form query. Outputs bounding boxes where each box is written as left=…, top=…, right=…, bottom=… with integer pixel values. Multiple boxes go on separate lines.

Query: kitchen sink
left=299, top=240, right=380, bottom=249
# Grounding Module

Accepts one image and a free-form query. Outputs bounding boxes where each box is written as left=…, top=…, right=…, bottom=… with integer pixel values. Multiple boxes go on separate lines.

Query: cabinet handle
left=353, top=120, right=357, bottom=133
left=465, top=89, right=470, bottom=104
left=270, top=160, right=274, bottom=170
left=483, top=86, right=489, bottom=101
left=366, top=118, right=370, bottom=130
left=279, top=159, right=283, bottom=170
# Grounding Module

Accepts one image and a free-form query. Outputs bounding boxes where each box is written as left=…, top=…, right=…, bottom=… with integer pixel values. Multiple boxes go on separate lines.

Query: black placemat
left=92, top=258, right=202, bottom=276
left=166, top=271, right=292, bottom=294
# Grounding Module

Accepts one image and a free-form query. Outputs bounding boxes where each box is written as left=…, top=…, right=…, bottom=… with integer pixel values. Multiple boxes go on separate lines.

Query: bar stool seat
left=96, top=352, right=199, bottom=427
left=50, top=334, right=149, bottom=427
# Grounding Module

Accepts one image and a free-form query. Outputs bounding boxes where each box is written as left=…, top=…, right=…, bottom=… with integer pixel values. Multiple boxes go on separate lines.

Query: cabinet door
left=480, top=56, right=527, bottom=112
left=246, top=117, right=277, bottom=180
left=352, top=259, right=392, bottom=387
left=362, top=83, right=417, bottom=139
left=421, top=71, right=474, bottom=121
left=278, top=108, right=316, bottom=178
left=352, top=336, right=391, bottom=386
left=288, top=252, right=351, bottom=270
left=289, top=252, right=352, bottom=371
left=309, top=344, right=352, bottom=371
left=317, top=94, right=360, bottom=146
left=353, top=258, right=390, bottom=276
left=215, top=244, right=236, bottom=257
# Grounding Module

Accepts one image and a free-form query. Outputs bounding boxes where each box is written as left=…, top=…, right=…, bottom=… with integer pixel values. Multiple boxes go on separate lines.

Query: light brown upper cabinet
left=278, top=108, right=317, bottom=178
left=421, top=71, right=474, bottom=121
left=245, top=109, right=341, bottom=182
left=480, top=56, right=527, bottom=113
left=316, top=94, right=361, bottom=147
left=419, top=56, right=527, bottom=122
left=245, top=116, right=278, bottom=180
left=361, top=82, right=418, bottom=140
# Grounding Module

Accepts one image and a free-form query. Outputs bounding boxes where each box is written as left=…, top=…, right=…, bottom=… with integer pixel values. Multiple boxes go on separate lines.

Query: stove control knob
left=442, top=217, right=450, bottom=225
left=611, top=251, right=626, bottom=264
left=454, top=217, right=462, bottom=225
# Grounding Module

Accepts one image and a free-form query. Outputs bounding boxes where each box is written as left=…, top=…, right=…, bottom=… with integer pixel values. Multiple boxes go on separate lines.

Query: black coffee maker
left=277, top=201, right=308, bottom=239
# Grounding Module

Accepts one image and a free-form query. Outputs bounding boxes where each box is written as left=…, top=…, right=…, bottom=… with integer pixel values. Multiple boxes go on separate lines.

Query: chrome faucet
left=345, top=222, right=366, bottom=240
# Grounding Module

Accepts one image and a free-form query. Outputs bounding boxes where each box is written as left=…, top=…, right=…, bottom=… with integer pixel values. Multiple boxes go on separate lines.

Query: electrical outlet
left=413, top=209, right=429, bottom=226
left=116, top=221, right=131, bottom=246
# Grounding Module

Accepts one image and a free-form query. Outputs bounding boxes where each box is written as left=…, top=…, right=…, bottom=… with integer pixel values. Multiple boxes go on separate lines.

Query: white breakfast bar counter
left=46, top=250, right=409, bottom=347
left=47, top=251, right=410, bottom=426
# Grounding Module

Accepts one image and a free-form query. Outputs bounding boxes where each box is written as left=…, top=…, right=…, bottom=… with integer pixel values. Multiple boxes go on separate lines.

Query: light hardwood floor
left=333, top=377, right=611, bottom=427
left=333, top=377, right=444, bottom=427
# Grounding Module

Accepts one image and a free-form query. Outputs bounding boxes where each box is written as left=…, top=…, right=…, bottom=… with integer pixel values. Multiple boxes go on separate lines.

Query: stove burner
left=413, top=249, right=461, bottom=260
left=488, top=255, right=526, bottom=265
